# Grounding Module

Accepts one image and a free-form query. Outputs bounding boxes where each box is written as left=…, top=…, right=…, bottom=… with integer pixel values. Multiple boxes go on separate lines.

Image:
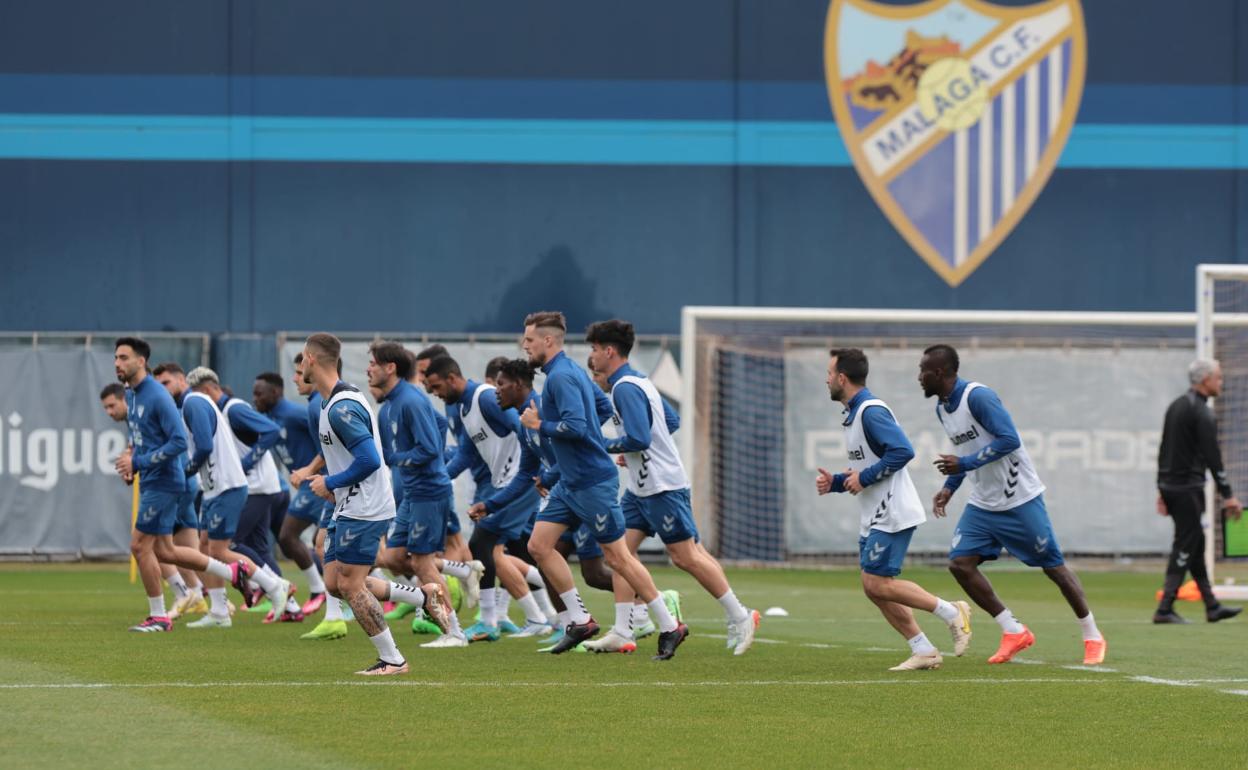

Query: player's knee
left=581, top=561, right=614, bottom=591
left=666, top=543, right=699, bottom=572
left=153, top=542, right=176, bottom=563
left=948, top=558, right=976, bottom=581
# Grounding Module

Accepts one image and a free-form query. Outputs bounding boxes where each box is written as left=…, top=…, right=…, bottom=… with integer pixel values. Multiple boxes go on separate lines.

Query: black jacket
left=1157, top=389, right=1232, bottom=498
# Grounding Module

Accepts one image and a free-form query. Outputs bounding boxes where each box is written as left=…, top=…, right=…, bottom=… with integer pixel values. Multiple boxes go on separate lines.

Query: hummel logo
left=868, top=542, right=886, bottom=561
left=1034, top=536, right=1048, bottom=553
left=412, top=523, right=427, bottom=538
left=594, top=513, right=609, bottom=531
left=662, top=515, right=675, bottom=532
left=340, top=528, right=359, bottom=545
left=335, top=405, right=353, bottom=424
left=1177, top=550, right=1190, bottom=568
left=137, top=405, right=146, bottom=418
left=141, top=507, right=157, bottom=522
left=390, top=421, right=398, bottom=437
left=951, top=532, right=962, bottom=548
left=574, top=529, right=589, bottom=547
left=209, top=514, right=223, bottom=530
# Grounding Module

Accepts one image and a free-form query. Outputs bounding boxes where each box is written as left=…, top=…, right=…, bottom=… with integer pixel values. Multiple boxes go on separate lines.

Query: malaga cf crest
left=824, top=0, right=1086, bottom=286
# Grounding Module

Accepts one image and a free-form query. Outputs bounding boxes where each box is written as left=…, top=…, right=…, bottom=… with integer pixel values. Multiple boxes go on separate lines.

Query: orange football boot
left=1082, top=637, right=1107, bottom=666
left=987, top=626, right=1035, bottom=664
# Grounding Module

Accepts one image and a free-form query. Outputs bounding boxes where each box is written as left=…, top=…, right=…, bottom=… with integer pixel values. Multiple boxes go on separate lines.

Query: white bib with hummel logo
left=843, top=398, right=925, bottom=537
left=937, top=382, right=1044, bottom=512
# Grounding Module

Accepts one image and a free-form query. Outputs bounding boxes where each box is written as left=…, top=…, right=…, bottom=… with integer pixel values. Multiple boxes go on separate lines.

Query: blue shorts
left=174, top=490, right=199, bottom=532
left=446, top=504, right=462, bottom=536
left=286, top=482, right=322, bottom=524
left=386, top=494, right=416, bottom=549
left=535, top=478, right=625, bottom=544
left=949, top=495, right=1065, bottom=568
left=323, top=520, right=337, bottom=563
left=135, top=488, right=180, bottom=536
left=621, top=488, right=699, bottom=545
left=859, top=526, right=915, bottom=577
left=200, top=487, right=248, bottom=540
left=478, top=486, right=541, bottom=542
left=560, top=523, right=604, bottom=561
left=317, top=499, right=335, bottom=530
left=406, top=497, right=452, bottom=555
left=328, top=517, right=389, bottom=566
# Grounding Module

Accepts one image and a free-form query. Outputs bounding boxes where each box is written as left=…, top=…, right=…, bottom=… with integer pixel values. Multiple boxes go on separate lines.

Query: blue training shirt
left=171, top=390, right=199, bottom=495
left=537, top=351, right=617, bottom=490
left=936, top=377, right=1023, bottom=493
left=603, top=363, right=681, bottom=454
left=445, top=397, right=493, bottom=492
left=485, top=390, right=545, bottom=512
left=181, top=393, right=220, bottom=476
left=830, top=388, right=915, bottom=493
left=322, top=386, right=382, bottom=491
left=445, top=379, right=519, bottom=486
left=125, top=374, right=188, bottom=493
left=379, top=380, right=453, bottom=501
left=262, top=397, right=319, bottom=472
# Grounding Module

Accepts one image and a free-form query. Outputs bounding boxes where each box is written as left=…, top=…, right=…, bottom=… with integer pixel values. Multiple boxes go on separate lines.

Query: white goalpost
left=680, top=305, right=1208, bottom=568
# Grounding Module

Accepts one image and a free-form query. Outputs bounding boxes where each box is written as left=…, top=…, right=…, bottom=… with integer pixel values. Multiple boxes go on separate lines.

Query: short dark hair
left=923, top=344, right=960, bottom=374
left=293, top=352, right=303, bottom=365
left=415, top=344, right=448, bottom=363
left=424, top=355, right=462, bottom=380
left=404, top=349, right=419, bottom=379
left=114, top=336, right=151, bottom=361
left=829, top=347, right=869, bottom=385
left=369, top=340, right=412, bottom=380
left=524, top=311, right=566, bottom=333
left=497, top=359, right=536, bottom=387
left=151, top=361, right=184, bottom=378
left=99, top=383, right=125, bottom=401
left=485, top=356, right=509, bottom=381
left=305, top=333, right=342, bottom=366
left=255, top=372, right=284, bottom=390
left=585, top=319, right=635, bottom=358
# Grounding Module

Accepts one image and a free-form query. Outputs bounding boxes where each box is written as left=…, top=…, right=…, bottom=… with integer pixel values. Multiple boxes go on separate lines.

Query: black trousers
left=1158, top=487, right=1218, bottom=612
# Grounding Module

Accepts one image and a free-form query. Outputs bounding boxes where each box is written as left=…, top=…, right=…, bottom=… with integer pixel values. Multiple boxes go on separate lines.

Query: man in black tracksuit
left=1155, top=359, right=1243, bottom=623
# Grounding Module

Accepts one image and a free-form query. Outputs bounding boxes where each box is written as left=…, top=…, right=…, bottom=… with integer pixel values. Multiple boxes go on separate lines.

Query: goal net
left=681, top=307, right=1195, bottom=566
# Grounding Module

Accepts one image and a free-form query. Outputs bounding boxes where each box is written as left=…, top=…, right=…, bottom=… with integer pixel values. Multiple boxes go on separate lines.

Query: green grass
left=2, top=562, right=1246, bottom=769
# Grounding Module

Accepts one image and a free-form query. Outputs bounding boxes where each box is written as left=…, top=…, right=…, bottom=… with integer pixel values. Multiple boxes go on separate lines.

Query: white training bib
left=937, top=382, right=1045, bottom=511
left=319, top=386, right=396, bottom=523
left=844, top=398, right=926, bottom=537
left=611, top=375, right=689, bottom=497
left=461, top=384, right=521, bottom=489
left=184, top=392, right=247, bottom=499
left=223, top=398, right=282, bottom=495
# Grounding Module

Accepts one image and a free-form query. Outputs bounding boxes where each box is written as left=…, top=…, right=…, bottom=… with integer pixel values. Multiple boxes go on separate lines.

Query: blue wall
left=2, top=0, right=1246, bottom=337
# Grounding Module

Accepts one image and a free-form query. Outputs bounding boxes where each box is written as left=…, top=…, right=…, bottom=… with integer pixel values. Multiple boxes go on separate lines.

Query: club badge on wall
left=825, top=0, right=1086, bottom=286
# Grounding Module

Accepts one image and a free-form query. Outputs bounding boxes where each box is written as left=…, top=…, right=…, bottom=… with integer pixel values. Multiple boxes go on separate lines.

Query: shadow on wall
left=469, top=244, right=615, bottom=334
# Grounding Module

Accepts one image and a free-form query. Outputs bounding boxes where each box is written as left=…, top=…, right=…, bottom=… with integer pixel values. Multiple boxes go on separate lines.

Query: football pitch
left=2, top=562, right=1245, bottom=769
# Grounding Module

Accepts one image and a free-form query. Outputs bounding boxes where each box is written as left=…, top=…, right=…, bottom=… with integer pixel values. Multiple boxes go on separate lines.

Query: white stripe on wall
left=1047, top=46, right=1063, bottom=137
left=978, top=100, right=993, bottom=243
left=954, top=127, right=969, bottom=265
left=1001, top=83, right=1016, bottom=214
left=1024, top=67, right=1040, bottom=179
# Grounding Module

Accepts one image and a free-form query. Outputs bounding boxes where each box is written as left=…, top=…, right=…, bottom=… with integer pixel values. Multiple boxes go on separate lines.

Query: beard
left=828, top=385, right=844, bottom=402
left=528, top=350, right=547, bottom=368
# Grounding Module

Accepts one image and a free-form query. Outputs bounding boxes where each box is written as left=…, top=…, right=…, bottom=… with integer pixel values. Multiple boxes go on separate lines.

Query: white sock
left=496, top=591, right=512, bottom=623
left=393, top=574, right=415, bottom=589
left=612, top=602, right=635, bottom=639
left=166, top=573, right=190, bottom=599
left=302, top=564, right=326, bottom=594
left=480, top=588, right=498, bottom=627
left=208, top=588, right=229, bottom=618
left=389, top=582, right=426, bottom=607
left=907, top=632, right=937, bottom=655
left=447, top=608, right=462, bottom=635
left=932, top=598, right=960, bottom=624
left=368, top=627, right=404, bottom=666
left=994, top=608, right=1025, bottom=634
left=248, top=566, right=279, bottom=593
left=286, top=596, right=301, bottom=613
left=556, top=610, right=571, bottom=631
left=1077, top=612, right=1102, bottom=641
left=647, top=596, right=678, bottom=633
left=716, top=589, right=749, bottom=624
left=441, top=560, right=472, bottom=580
left=324, top=595, right=344, bottom=622
left=559, top=589, right=591, bottom=624
left=204, top=558, right=232, bottom=580
left=533, top=588, right=557, bottom=622
left=516, top=592, right=545, bottom=625
left=148, top=595, right=167, bottom=618
left=632, top=603, right=651, bottom=628
left=524, top=564, right=545, bottom=587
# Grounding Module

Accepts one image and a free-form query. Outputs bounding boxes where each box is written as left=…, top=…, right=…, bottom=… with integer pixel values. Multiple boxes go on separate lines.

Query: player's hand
left=933, top=454, right=962, bottom=476
left=115, top=449, right=134, bottom=477
left=309, top=474, right=333, bottom=501
left=1223, top=496, right=1243, bottom=521
left=122, top=470, right=135, bottom=486
left=843, top=469, right=863, bottom=495
left=933, top=488, right=953, bottom=518
left=1156, top=495, right=1168, bottom=517
left=520, top=405, right=541, bottom=430
left=815, top=468, right=835, bottom=495
left=290, top=465, right=312, bottom=487
left=534, top=477, right=549, bottom=498
left=616, top=455, right=628, bottom=468
left=468, top=502, right=488, bottom=522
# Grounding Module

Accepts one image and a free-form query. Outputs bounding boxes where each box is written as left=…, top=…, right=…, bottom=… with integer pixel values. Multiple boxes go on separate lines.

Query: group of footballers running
left=106, top=311, right=761, bottom=673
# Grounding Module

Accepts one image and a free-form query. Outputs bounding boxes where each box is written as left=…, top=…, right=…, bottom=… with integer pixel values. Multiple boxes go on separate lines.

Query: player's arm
left=857, top=405, right=915, bottom=487
left=390, top=402, right=442, bottom=468
left=537, top=374, right=590, bottom=439
left=592, top=382, right=615, bottom=426
left=182, top=398, right=216, bottom=475
left=483, top=437, right=543, bottom=513
left=956, top=387, right=1022, bottom=471
left=661, top=396, right=680, bottom=434
left=1195, top=406, right=1235, bottom=501
left=133, top=397, right=188, bottom=472
left=227, top=404, right=280, bottom=472
left=605, top=381, right=652, bottom=454
left=480, top=390, right=521, bottom=437
left=322, top=401, right=381, bottom=490
left=444, top=431, right=477, bottom=480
